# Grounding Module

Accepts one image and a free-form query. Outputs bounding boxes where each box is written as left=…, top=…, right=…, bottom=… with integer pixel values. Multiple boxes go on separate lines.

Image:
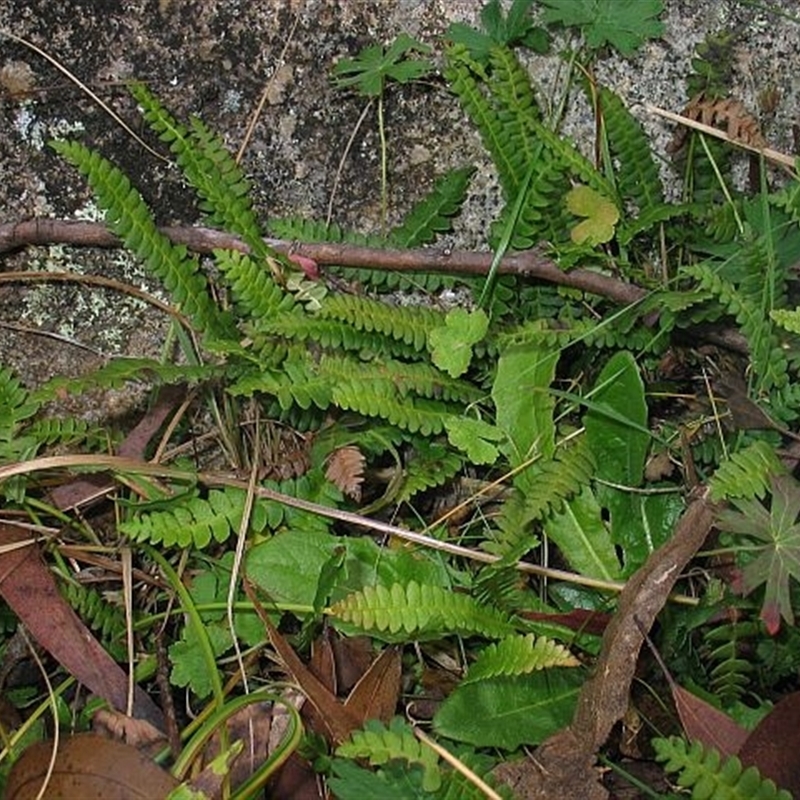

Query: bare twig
left=0, top=217, right=647, bottom=306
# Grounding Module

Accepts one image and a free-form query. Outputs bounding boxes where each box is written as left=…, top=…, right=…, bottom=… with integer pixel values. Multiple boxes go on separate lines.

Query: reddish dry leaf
left=672, top=684, right=749, bottom=757
left=344, top=645, right=401, bottom=724
left=325, top=446, right=365, bottom=501
left=5, top=733, right=179, bottom=799
left=739, top=690, right=800, bottom=796
left=91, top=709, right=167, bottom=752
left=0, top=522, right=163, bottom=730
left=520, top=609, right=611, bottom=637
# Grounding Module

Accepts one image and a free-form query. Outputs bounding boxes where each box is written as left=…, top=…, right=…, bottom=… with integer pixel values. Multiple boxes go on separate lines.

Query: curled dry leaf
left=325, top=445, right=366, bottom=501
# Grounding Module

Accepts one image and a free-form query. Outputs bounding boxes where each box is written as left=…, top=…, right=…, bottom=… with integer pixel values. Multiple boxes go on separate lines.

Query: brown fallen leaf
left=738, top=690, right=800, bottom=795
left=639, top=622, right=749, bottom=758
left=5, top=732, right=179, bottom=799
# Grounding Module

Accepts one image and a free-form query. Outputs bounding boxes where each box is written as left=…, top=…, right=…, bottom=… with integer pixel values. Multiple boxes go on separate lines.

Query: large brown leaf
left=5, top=733, right=179, bottom=799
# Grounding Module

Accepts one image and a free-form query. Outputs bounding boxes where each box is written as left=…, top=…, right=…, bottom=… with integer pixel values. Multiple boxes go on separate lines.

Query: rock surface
left=0, top=0, right=798, bottom=407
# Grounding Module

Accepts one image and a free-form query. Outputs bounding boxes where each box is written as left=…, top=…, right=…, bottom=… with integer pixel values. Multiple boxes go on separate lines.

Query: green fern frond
left=0, top=366, right=39, bottom=441
left=30, top=357, right=219, bottom=406
left=485, top=437, right=596, bottom=558
left=709, top=441, right=786, bottom=502
left=60, top=582, right=127, bottom=659
left=337, top=717, right=441, bottom=793
left=50, top=140, right=231, bottom=339
left=318, top=294, right=444, bottom=352
left=704, top=622, right=756, bottom=705
left=262, top=312, right=423, bottom=360
left=329, top=580, right=515, bottom=641
left=389, top=166, right=475, bottom=247
left=465, top=633, right=578, bottom=684
left=444, top=44, right=537, bottom=199
left=25, top=417, right=103, bottom=449
left=212, top=249, right=295, bottom=324
left=229, top=356, right=333, bottom=411
left=332, top=379, right=455, bottom=435
left=119, top=487, right=268, bottom=548
left=653, top=736, right=792, bottom=800
left=597, top=85, right=663, bottom=214
left=397, top=439, right=464, bottom=504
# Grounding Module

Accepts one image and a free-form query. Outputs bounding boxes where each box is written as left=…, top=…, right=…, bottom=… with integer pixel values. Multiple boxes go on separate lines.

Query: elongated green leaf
left=584, top=350, right=648, bottom=486
left=433, top=668, right=583, bottom=748
left=493, top=329, right=558, bottom=486
left=545, top=485, right=621, bottom=580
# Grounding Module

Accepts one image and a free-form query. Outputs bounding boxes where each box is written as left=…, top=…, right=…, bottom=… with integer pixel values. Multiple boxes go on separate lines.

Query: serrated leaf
left=566, top=184, right=619, bottom=245
left=428, top=308, right=489, bottom=378
left=433, top=668, right=583, bottom=748
left=444, top=416, right=503, bottom=465
left=716, top=475, right=800, bottom=634
left=540, top=0, right=665, bottom=56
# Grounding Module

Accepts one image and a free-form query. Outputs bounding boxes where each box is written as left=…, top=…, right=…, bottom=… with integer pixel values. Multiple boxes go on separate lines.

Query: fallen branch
left=0, top=217, right=647, bottom=306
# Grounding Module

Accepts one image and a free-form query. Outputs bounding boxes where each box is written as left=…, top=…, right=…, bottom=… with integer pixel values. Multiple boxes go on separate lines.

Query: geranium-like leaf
left=566, top=184, right=619, bottom=245
left=540, top=0, right=665, bottom=56
left=332, top=33, right=433, bottom=98
left=444, top=416, right=503, bottom=465
left=428, top=308, right=489, bottom=378
left=716, top=474, right=800, bottom=634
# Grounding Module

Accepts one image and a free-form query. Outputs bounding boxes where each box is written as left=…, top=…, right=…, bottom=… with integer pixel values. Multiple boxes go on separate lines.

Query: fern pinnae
left=708, top=440, right=786, bottom=501
left=51, top=140, right=230, bottom=339
left=465, top=633, right=579, bottom=684
left=653, top=737, right=792, bottom=800
left=329, top=580, right=514, bottom=641
left=389, top=165, right=475, bottom=247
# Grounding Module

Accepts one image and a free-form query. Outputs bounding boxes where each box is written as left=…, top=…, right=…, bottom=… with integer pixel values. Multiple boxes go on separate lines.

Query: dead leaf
left=344, top=645, right=401, bottom=724
left=92, top=708, right=167, bottom=752
left=0, top=522, right=163, bottom=730
left=671, top=684, right=749, bottom=757
left=5, top=732, right=179, bottom=799
left=325, top=446, right=365, bottom=501
left=738, top=690, right=800, bottom=795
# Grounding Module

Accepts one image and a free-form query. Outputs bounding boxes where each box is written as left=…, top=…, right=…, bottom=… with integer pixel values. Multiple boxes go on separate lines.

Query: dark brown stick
left=0, top=217, right=647, bottom=306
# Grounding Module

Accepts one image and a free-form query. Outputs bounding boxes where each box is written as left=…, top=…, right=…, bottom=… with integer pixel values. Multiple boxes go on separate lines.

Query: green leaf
left=716, top=474, right=800, bottom=634
left=428, top=308, right=489, bottom=378
left=444, top=416, right=503, bottom=465
left=332, top=33, right=433, bottom=97
left=493, top=331, right=559, bottom=473
left=584, top=351, right=648, bottom=487
left=566, top=184, right=619, bottom=245
left=433, top=668, right=583, bottom=748
left=540, top=0, right=665, bottom=56
left=544, top=485, right=621, bottom=580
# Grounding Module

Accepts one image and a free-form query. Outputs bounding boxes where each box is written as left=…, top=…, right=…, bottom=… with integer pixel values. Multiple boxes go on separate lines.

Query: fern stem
left=378, top=91, right=388, bottom=231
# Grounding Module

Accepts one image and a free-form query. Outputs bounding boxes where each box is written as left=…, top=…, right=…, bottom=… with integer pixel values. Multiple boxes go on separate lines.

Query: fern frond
left=485, top=437, right=596, bottom=558
left=398, top=439, right=464, bottom=504
left=597, top=85, right=664, bottom=214
left=30, top=358, right=218, bottom=406
left=465, top=633, right=578, bottom=684
left=336, top=717, right=441, bottom=793
left=262, top=312, right=423, bottom=360
left=51, top=140, right=231, bottom=339
left=318, top=294, right=444, bottom=352
left=321, top=354, right=482, bottom=405
left=60, top=582, right=127, bottom=660
left=329, top=580, right=515, bottom=641
left=704, top=622, right=756, bottom=705
left=709, top=440, right=786, bottom=501
left=444, top=44, right=537, bottom=199
left=119, top=487, right=268, bottom=548
left=653, top=736, right=792, bottom=800
left=0, top=366, right=39, bottom=441
left=212, top=249, right=295, bottom=323
left=229, top=355, right=333, bottom=411
left=332, top=379, right=454, bottom=435
left=389, top=166, right=475, bottom=247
